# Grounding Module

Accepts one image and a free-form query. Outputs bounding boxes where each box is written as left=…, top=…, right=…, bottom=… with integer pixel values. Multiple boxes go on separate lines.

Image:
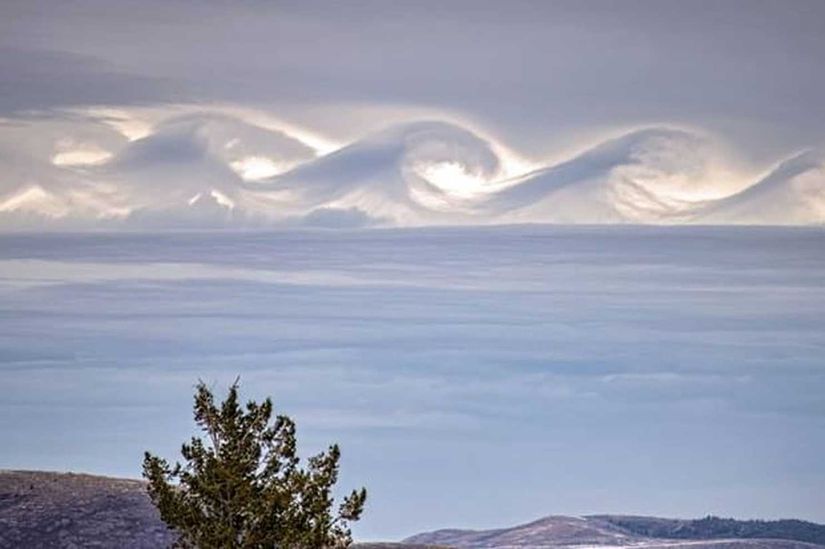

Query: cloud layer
left=2, top=1, right=824, bottom=229
left=1, top=109, right=823, bottom=229
left=1, top=227, right=824, bottom=537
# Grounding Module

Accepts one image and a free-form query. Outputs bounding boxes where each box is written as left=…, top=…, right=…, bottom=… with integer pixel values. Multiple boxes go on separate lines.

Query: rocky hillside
left=0, top=470, right=174, bottom=548
left=0, top=470, right=443, bottom=549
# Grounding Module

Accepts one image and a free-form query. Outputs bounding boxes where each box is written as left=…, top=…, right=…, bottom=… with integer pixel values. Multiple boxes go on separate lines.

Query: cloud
left=697, top=150, right=825, bottom=224
left=1, top=112, right=823, bottom=229
left=245, top=120, right=502, bottom=225
left=1, top=1, right=825, bottom=228
left=482, top=128, right=710, bottom=223
left=0, top=47, right=177, bottom=115
left=301, top=207, right=379, bottom=229
left=2, top=1, right=825, bottom=159
left=1, top=226, right=824, bottom=536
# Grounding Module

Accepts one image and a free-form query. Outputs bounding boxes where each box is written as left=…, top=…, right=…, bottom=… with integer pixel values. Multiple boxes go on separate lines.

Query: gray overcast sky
left=2, top=0, right=824, bottom=162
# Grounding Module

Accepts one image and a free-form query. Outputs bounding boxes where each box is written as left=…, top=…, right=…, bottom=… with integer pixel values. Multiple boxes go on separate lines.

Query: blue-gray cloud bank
left=1, top=227, right=824, bottom=539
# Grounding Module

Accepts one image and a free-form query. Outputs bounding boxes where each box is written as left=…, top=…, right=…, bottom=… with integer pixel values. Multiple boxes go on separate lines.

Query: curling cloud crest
left=0, top=109, right=823, bottom=230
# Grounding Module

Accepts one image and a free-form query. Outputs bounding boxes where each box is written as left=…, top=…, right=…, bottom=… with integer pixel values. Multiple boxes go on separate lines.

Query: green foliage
left=143, top=380, right=367, bottom=548
left=598, top=515, right=825, bottom=546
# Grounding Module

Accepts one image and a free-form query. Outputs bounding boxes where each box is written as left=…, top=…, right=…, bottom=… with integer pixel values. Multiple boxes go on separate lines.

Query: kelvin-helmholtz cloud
left=0, top=107, right=823, bottom=229
left=1, top=0, right=824, bottom=230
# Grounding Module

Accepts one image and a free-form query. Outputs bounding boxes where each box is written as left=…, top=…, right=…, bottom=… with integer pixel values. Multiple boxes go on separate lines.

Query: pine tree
left=142, top=379, right=367, bottom=548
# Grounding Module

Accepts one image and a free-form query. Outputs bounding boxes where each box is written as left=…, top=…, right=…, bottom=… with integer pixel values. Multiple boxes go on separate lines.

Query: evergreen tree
left=143, top=380, right=367, bottom=548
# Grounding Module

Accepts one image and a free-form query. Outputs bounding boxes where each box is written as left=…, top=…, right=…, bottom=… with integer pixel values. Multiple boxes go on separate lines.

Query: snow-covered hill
left=405, top=515, right=825, bottom=549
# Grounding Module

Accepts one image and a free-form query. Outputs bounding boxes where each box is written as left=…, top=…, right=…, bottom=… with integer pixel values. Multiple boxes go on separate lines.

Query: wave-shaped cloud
left=482, top=128, right=713, bottom=224
left=0, top=110, right=823, bottom=229
left=695, top=150, right=825, bottom=225
left=243, top=120, right=501, bottom=226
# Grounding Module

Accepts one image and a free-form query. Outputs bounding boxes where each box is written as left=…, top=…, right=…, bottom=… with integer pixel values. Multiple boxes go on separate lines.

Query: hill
left=594, top=515, right=825, bottom=546
left=0, top=470, right=443, bottom=548
left=2, top=471, right=824, bottom=548
left=405, top=515, right=825, bottom=548
left=0, top=470, right=173, bottom=548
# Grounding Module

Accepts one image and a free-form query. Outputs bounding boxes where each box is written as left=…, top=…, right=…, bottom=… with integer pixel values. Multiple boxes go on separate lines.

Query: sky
left=0, top=0, right=824, bottom=228
left=2, top=0, right=824, bottom=153
left=1, top=227, right=824, bottom=540
left=1, top=1, right=825, bottom=541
